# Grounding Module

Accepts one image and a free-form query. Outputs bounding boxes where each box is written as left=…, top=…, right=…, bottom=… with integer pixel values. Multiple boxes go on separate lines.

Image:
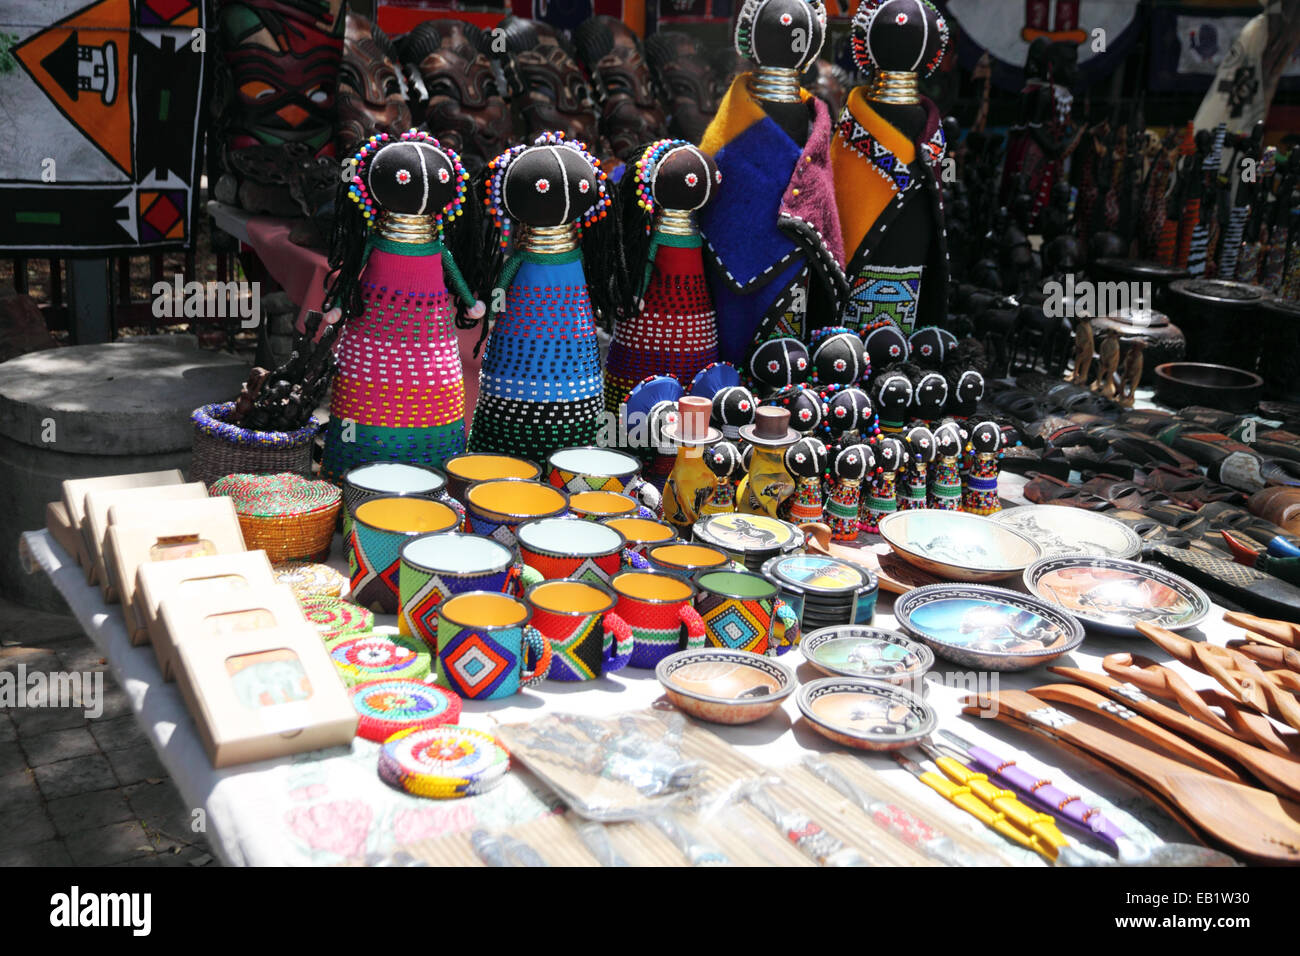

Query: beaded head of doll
left=947, top=368, right=985, bottom=420
left=823, top=386, right=877, bottom=442
left=736, top=0, right=827, bottom=71
left=711, top=385, right=757, bottom=440
left=911, top=369, right=949, bottom=425
left=874, top=435, right=905, bottom=476
left=482, top=131, right=622, bottom=317
left=748, top=336, right=811, bottom=396
left=830, top=441, right=875, bottom=539
left=963, top=419, right=1005, bottom=515
left=326, top=129, right=479, bottom=320
left=871, top=367, right=913, bottom=433
left=700, top=440, right=743, bottom=514
left=811, top=326, right=870, bottom=388
left=834, top=442, right=875, bottom=483
left=908, top=326, right=958, bottom=368
left=850, top=0, right=948, bottom=79
left=768, top=385, right=825, bottom=435
left=862, top=319, right=909, bottom=375
left=620, top=139, right=720, bottom=304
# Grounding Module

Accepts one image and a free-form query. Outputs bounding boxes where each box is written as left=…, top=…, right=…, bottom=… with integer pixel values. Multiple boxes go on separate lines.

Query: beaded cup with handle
left=610, top=570, right=707, bottom=669
left=526, top=579, right=634, bottom=681
left=434, top=591, right=552, bottom=700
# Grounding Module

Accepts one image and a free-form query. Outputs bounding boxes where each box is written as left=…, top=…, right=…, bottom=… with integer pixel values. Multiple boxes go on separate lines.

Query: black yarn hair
left=582, top=190, right=629, bottom=330
left=572, top=15, right=618, bottom=73
left=613, top=139, right=665, bottom=318
left=398, top=17, right=485, bottom=68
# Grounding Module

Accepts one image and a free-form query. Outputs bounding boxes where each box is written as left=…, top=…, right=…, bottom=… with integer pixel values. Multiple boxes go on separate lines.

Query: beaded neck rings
left=484, top=131, right=612, bottom=249
left=344, top=129, right=469, bottom=242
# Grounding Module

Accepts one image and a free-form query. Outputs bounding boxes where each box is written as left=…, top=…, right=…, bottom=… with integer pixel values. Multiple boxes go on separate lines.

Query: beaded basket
left=210, top=473, right=341, bottom=563
left=191, top=402, right=320, bottom=487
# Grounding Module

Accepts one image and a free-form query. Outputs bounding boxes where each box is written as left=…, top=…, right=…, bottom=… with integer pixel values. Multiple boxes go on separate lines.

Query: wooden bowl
left=655, top=649, right=794, bottom=724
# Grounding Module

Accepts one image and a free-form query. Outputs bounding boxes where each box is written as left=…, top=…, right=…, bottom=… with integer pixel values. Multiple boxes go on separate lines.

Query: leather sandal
left=1135, top=466, right=1248, bottom=509
left=1118, top=408, right=1178, bottom=435
left=1248, top=487, right=1300, bottom=534
left=1088, top=426, right=1199, bottom=470
left=1176, top=406, right=1244, bottom=433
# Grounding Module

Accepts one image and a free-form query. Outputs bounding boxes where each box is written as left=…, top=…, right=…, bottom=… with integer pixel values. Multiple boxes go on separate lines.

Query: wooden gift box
left=136, top=552, right=277, bottom=675
left=45, top=501, right=86, bottom=568
left=172, top=625, right=356, bottom=769
left=157, top=584, right=307, bottom=683
left=62, top=470, right=185, bottom=577
left=86, top=482, right=209, bottom=596
left=105, top=497, right=247, bottom=643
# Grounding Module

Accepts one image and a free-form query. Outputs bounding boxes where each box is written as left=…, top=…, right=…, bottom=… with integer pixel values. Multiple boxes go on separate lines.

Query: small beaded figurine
left=605, top=139, right=722, bottom=411
left=810, top=326, right=870, bottom=388
left=321, top=130, right=484, bottom=480
left=822, top=386, right=877, bottom=449
left=962, top=420, right=1004, bottom=514
left=663, top=396, right=725, bottom=533
left=861, top=435, right=904, bottom=532
left=468, top=131, right=621, bottom=462
left=784, top=437, right=829, bottom=523
left=747, top=336, right=811, bottom=399
left=871, top=368, right=912, bottom=435
left=928, top=419, right=964, bottom=510
left=829, top=442, right=874, bottom=540
left=899, top=425, right=935, bottom=511
left=712, top=385, right=757, bottom=442
left=768, top=384, right=825, bottom=436
left=701, top=441, right=744, bottom=515
left=909, top=369, right=950, bottom=428
left=861, top=318, right=909, bottom=374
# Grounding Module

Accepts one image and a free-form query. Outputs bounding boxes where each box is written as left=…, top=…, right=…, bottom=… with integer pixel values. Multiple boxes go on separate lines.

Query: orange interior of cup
left=447, top=455, right=538, bottom=483
left=353, top=498, right=458, bottom=534
left=650, top=543, right=727, bottom=568
left=530, top=581, right=612, bottom=614
left=571, top=491, right=636, bottom=516
left=606, top=518, right=675, bottom=544
left=468, top=480, right=565, bottom=519
left=442, top=591, right=528, bottom=628
left=612, top=572, right=692, bottom=603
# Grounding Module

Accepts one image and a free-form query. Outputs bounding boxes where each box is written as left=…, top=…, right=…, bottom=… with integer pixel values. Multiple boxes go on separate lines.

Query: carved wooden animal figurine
left=1118, top=339, right=1146, bottom=407
left=1092, top=330, right=1120, bottom=397
left=1069, top=317, right=1094, bottom=384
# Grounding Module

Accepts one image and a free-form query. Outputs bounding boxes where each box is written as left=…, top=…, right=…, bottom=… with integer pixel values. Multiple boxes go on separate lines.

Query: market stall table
left=24, top=512, right=1254, bottom=866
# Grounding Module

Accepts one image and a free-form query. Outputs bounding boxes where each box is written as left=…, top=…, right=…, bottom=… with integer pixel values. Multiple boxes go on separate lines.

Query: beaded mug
left=601, top=516, right=677, bottom=556
left=568, top=489, right=654, bottom=522
left=691, top=569, right=801, bottom=656
left=645, top=542, right=732, bottom=580
left=349, top=497, right=460, bottom=614
left=435, top=591, right=551, bottom=700
left=516, top=517, right=648, bottom=587
left=525, top=579, right=633, bottom=681
left=609, top=570, right=706, bottom=669
left=463, top=478, right=568, bottom=547
left=443, top=452, right=541, bottom=502
left=341, top=462, right=463, bottom=536
left=547, top=446, right=648, bottom=499
left=399, top=532, right=527, bottom=647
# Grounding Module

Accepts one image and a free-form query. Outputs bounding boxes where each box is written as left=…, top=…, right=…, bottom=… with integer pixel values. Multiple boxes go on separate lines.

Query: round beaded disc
left=273, top=561, right=350, bottom=599
left=300, top=596, right=374, bottom=641
left=377, top=725, right=510, bottom=798
left=351, top=679, right=461, bottom=742
left=331, top=633, right=432, bottom=687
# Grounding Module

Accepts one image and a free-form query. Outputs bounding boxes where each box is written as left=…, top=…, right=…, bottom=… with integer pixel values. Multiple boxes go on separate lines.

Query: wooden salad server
left=1223, top=610, right=1300, bottom=649
left=1227, top=640, right=1300, bottom=673
left=1028, top=683, right=1242, bottom=782
left=1046, top=667, right=1300, bottom=802
left=1198, top=688, right=1300, bottom=760
left=962, top=689, right=1300, bottom=865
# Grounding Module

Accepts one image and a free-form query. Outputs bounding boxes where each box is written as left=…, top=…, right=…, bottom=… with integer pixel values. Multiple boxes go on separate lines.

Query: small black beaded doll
left=899, top=424, right=936, bottom=511
left=862, top=318, right=910, bottom=376
left=910, top=368, right=950, bottom=427
left=712, top=384, right=757, bottom=442
left=928, top=419, right=966, bottom=510
left=768, top=385, right=825, bottom=436
left=822, top=386, right=878, bottom=450
left=701, top=440, right=744, bottom=515
left=748, top=336, right=811, bottom=398
left=962, top=419, right=1005, bottom=514
left=784, top=436, right=830, bottom=524
left=829, top=442, right=875, bottom=540
left=908, top=326, right=958, bottom=368
left=810, top=326, right=870, bottom=388
left=862, top=435, right=905, bottom=532
left=872, top=366, right=913, bottom=435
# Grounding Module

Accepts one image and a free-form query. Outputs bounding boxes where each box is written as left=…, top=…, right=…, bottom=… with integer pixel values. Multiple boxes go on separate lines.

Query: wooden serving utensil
left=1223, top=610, right=1300, bottom=649
left=962, top=688, right=1300, bottom=865
left=1228, top=641, right=1300, bottom=674
left=1198, top=688, right=1300, bottom=761
left=1048, top=666, right=1300, bottom=802
left=1028, top=682, right=1242, bottom=782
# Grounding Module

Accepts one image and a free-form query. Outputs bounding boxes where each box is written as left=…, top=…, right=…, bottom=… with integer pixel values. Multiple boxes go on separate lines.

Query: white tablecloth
left=21, top=520, right=1242, bottom=867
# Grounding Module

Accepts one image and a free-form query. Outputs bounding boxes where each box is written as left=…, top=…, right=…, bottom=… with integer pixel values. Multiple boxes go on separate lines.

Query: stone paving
left=0, top=596, right=217, bottom=866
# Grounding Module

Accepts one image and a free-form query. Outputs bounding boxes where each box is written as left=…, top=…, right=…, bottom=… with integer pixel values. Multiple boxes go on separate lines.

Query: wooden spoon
left=1223, top=610, right=1300, bottom=649
left=962, top=688, right=1300, bottom=865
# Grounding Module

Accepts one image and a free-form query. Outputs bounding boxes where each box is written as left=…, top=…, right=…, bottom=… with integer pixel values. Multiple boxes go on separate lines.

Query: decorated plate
left=1024, top=554, right=1210, bottom=635
left=801, top=626, right=934, bottom=684
left=894, top=583, right=1085, bottom=670
left=992, top=506, right=1142, bottom=560
left=693, top=513, right=803, bottom=563
left=796, top=678, right=936, bottom=751
left=762, top=554, right=874, bottom=597
left=878, top=511, right=1042, bottom=582
left=656, top=649, right=794, bottom=724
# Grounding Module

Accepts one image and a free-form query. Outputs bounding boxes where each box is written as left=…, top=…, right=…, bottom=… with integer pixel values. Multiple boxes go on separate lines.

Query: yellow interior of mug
left=447, top=454, right=538, bottom=483
left=650, top=543, right=727, bottom=568
left=571, top=491, right=636, bottom=516
left=612, top=572, right=692, bottom=603
left=606, top=518, right=675, bottom=544
left=441, top=591, right=528, bottom=628
left=355, top=498, right=458, bottom=534
left=468, top=480, right=565, bottom=519
left=530, top=581, right=612, bottom=614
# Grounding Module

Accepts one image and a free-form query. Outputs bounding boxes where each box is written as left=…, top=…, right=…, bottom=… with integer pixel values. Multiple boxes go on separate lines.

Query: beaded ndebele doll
left=321, top=129, right=484, bottom=480
left=605, top=139, right=722, bottom=412
left=467, top=131, right=625, bottom=462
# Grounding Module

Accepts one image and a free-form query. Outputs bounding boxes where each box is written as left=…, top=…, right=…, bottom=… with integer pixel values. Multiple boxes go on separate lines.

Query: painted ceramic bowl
left=992, top=506, right=1142, bottom=560
left=800, top=626, right=933, bottom=684
left=894, top=583, right=1086, bottom=670
left=655, top=649, right=794, bottom=724
left=796, top=678, right=936, bottom=751
left=878, top=511, right=1042, bottom=582
left=1023, top=554, right=1211, bottom=636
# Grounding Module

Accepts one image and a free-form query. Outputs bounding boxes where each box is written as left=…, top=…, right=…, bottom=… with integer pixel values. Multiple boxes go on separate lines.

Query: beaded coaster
left=300, top=595, right=374, bottom=642
left=330, top=631, right=432, bottom=686
left=210, top=473, right=341, bottom=517
left=273, top=561, right=350, bottom=599
left=377, top=725, right=510, bottom=799
left=350, top=679, right=462, bottom=742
